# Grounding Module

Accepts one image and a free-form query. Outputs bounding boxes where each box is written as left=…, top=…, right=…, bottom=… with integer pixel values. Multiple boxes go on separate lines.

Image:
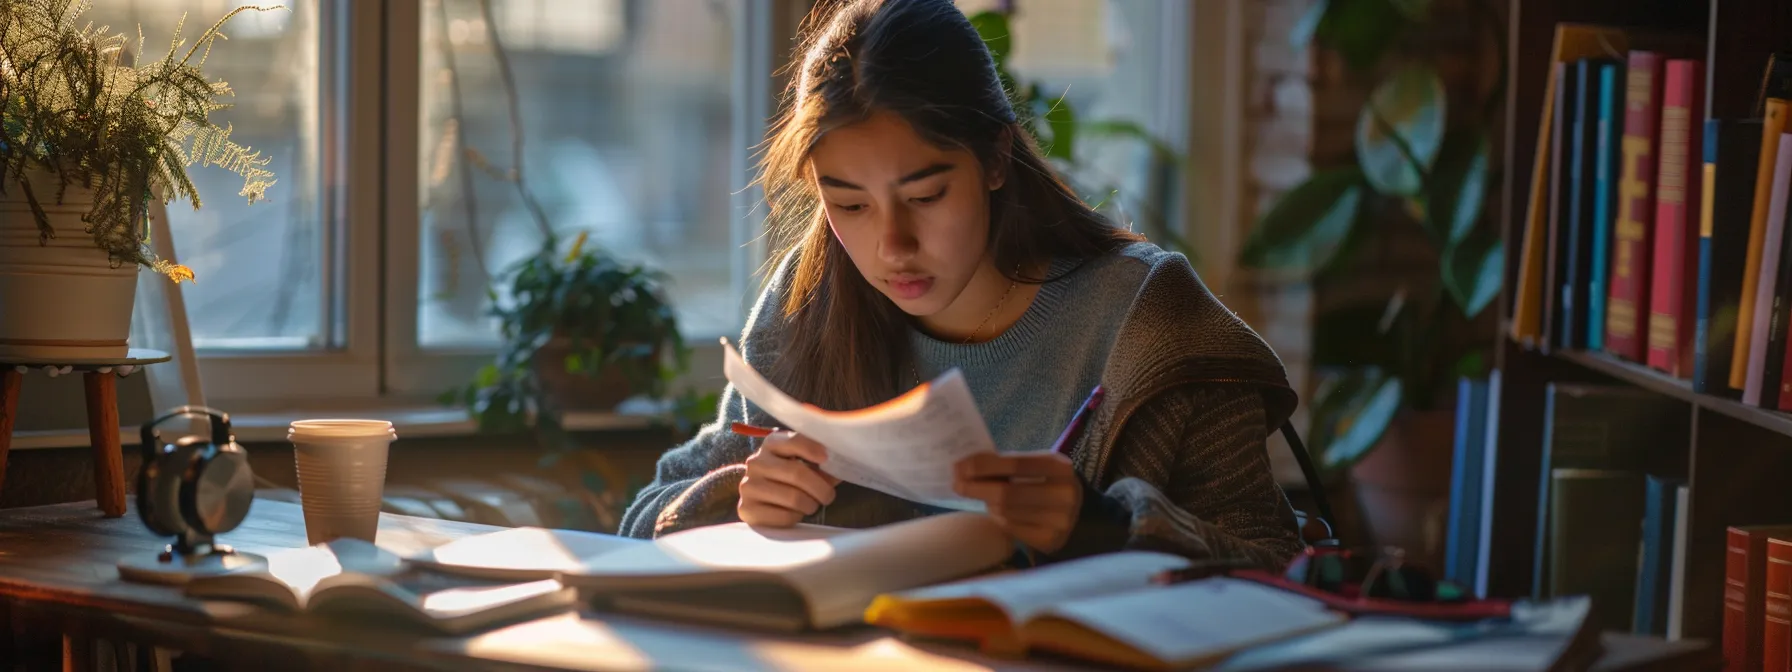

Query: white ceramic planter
left=0, top=173, right=139, bottom=360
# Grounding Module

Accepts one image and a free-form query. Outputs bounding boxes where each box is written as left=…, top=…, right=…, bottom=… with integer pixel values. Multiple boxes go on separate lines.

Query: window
left=955, top=0, right=1189, bottom=240
left=415, top=0, right=742, bottom=348
left=94, top=0, right=328, bottom=350
left=100, top=0, right=1186, bottom=413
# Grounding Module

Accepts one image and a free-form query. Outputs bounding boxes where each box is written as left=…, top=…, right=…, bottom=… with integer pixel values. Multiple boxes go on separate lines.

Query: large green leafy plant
left=1238, top=0, right=1506, bottom=473
left=0, top=0, right=279, bottom=283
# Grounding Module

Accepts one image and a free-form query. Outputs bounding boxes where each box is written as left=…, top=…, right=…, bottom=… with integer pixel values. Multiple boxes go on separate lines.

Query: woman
left=617, top=0, right=1304, bottom=569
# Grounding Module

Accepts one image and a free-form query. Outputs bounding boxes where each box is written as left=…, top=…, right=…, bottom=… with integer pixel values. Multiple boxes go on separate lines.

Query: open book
left=183, top=538, right=578, bottom=634
left=564, top=511, right=1016, bottom=631
left=404, top=525, right=645, bottom=581
left=721, top=338, right=997, bottom=510
left=866, top=551, right=1347, bottom=670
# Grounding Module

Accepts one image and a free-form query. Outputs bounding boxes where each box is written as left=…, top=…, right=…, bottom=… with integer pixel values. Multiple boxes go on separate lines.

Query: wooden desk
left=0, top=499, right=1720, bottom=671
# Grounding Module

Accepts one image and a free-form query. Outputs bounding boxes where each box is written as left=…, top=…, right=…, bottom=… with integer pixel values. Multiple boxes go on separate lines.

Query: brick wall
left=1227, top=0, right=1320, bottom=486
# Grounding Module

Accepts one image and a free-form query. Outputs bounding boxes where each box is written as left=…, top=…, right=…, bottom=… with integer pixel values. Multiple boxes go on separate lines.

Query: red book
left=1646, top=58, right=1705, bottom=376
left=1767, top=537, right=1792, bottom=672
left=1608, top=51, right=1666, bottom=362
left=1726, top=526, right=1792, bottom=672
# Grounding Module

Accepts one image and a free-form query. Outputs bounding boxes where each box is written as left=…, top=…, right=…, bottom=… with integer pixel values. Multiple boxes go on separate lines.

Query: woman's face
left=808, top=110, right=1004, bottom=318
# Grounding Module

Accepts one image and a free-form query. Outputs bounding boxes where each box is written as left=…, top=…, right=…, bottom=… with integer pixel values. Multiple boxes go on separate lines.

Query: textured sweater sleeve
left=615, top=254, right=795, bottom=539
left=1049, top=382, right=1304, bottom=570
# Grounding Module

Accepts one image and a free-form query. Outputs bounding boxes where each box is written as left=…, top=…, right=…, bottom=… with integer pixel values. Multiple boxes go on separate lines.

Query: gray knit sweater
left=617, top=242, right=1304, bottom=569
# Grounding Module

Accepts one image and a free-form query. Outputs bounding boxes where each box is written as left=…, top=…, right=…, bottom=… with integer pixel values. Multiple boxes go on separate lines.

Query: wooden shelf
left=1553, top=349, right=1792, bottom=438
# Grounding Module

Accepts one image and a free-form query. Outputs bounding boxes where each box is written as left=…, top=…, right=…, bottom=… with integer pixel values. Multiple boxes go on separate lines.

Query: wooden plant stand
left=0, top=349, right=170, bottom=518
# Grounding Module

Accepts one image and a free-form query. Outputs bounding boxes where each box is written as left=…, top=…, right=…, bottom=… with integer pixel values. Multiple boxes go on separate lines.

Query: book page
left=1028, top=577, right=1347, bottom=668
left=406, top=526, right=644, bottom=581
left=875, top=550, right=1192, bottom=624
left=721, top=338, right=995, bottom=510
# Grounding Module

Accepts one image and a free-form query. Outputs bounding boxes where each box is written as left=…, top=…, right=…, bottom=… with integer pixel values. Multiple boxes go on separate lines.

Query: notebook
left=866, top=552, right=1348, bottom=669
left=564, top=511, right=1018, bottom=631
left=404, top=525, right=645, bottom=581
left=183, top=538, right=578, bottom=634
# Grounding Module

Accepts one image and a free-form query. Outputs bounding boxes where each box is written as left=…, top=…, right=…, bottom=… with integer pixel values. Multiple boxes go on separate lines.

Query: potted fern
left=0, top=2, right=278, bottom=360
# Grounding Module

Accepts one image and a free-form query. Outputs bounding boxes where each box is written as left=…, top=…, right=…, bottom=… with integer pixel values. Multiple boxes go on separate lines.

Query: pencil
left=729, top=422, right=779, bottom=438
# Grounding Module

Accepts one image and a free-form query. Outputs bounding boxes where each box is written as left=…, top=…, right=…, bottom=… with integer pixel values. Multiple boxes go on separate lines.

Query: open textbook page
left=720, top=338, right=994, bottom=510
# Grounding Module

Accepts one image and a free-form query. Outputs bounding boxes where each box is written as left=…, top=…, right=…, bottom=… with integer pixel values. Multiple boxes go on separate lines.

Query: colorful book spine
left=1513, top=26, right=1633, bottom=348
left=1732, top=99, right=1791, bottom=390
left=1646, top=59, right=1705, bottom=376
left=1767, top=536, right=1792, bottom=672
left=1728, top=527, right=1753, bottom=672
left=1744, top=135, right=1792, bottom=407
left=1724, top=526, right=1792, bottom=672
left=1607, top=51, right=1665, bottom=362
left=1695, top=118, right=1766, bottom=398
left=1589, top=62, right=1622, bottom=351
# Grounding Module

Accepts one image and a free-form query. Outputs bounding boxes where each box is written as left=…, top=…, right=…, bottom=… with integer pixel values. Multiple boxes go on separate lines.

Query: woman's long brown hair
left=755, top=0, right=1143, bottom=411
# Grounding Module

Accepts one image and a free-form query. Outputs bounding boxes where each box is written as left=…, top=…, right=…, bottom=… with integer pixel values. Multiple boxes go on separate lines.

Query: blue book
left=1692, top=118, right=1765, bottom=397
left=1632, top=474, right=1684, bottom=635
left=1588, top=62, right=1622, bottom=351
left=1444, top=377, right=1489, bottom=588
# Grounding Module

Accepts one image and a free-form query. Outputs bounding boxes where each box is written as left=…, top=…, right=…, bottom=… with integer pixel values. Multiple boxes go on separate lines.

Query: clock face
left=191, top=450, right=254, bottom=534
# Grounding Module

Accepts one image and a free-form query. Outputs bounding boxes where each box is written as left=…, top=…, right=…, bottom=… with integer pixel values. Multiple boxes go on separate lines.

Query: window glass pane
left=418, top=0, right=739, bottom=347
left=90, top=0, right=326, bottom=350
left=956, top=0, right=1178, bottom=234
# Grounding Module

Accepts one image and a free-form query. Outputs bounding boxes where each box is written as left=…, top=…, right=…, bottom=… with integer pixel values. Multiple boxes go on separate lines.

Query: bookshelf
left=1489, top=0, right=1792, bottom=643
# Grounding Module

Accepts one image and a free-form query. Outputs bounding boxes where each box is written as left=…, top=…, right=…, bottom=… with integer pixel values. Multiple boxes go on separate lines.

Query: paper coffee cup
left=288, top=419, right=396, bottom=545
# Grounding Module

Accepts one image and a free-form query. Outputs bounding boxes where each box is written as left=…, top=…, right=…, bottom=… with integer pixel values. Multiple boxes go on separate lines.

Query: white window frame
left=193, top=0, right=385, bottom=408
left=380, top=0, right=787, bottom=402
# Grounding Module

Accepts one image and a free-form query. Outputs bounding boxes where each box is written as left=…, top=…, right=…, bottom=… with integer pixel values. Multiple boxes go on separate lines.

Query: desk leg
left=84, top=372, right=126, bottom=518
left=0, top=368, right=18, bottom=499
left=62, top=632, right=94, bottom=672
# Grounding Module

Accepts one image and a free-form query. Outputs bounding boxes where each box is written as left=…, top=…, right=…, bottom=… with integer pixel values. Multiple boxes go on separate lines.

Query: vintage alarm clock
left=117, top=406, right=266, bottom=585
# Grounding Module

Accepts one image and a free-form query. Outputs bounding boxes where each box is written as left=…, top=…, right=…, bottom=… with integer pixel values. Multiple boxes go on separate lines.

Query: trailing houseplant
left=0, top=0, right=279, bottom=282
left=1238, top=0, right=1507, bottom=476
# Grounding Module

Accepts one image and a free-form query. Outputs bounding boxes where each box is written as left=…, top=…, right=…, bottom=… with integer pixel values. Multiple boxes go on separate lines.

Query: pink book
left=1744, top=134, right=1792, bottom=406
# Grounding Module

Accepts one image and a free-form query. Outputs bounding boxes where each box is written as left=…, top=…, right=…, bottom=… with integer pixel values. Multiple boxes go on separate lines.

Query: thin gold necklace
left=910, top=270, right=1018, bottom=385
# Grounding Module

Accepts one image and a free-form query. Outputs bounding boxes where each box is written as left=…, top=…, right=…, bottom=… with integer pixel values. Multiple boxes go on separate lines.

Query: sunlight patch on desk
left=455, top=612, right=653, bottom=671
left=748, top=636, right=1008, bottom=672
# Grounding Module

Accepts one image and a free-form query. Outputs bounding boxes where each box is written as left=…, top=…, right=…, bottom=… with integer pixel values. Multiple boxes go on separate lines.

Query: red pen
left=730, top=422, right=780, bottom=438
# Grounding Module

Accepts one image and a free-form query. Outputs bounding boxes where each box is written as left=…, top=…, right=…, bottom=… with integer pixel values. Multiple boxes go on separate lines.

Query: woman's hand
left=738, top=432, right=841, bottom=527
left=953, top=452, right=1082, bottom=554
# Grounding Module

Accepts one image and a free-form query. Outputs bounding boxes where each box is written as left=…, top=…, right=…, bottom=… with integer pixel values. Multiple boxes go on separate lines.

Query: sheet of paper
left=887, top=550, right=1191, bottom=622
left=720, top=339, right=994, bottom=510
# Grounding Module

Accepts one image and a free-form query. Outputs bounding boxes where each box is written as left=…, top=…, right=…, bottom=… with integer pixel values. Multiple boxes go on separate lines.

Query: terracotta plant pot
left=0, top=174, right=139, bottom=360
left=1347, top=407, right=1457, bottom=572
left=531, top=337, right=661, bottom=413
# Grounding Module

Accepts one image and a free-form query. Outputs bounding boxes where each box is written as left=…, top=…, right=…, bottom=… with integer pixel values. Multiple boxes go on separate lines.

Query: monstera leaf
left=1292, top=0, right=1409, bottom=71
left=1443, top=227, right=1505, bottom=318
left=1356, top=64, right=1446, bottom=196
left=1313, top=368, right=1405, bottom=471
left=1425, top=130, right=1491, bottom=248
left=1240, top=167, right=1365, bottom=270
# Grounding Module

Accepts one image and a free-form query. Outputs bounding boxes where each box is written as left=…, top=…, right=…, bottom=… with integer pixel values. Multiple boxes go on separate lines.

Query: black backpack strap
left=1280, top=419, right=1339, bottom=547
